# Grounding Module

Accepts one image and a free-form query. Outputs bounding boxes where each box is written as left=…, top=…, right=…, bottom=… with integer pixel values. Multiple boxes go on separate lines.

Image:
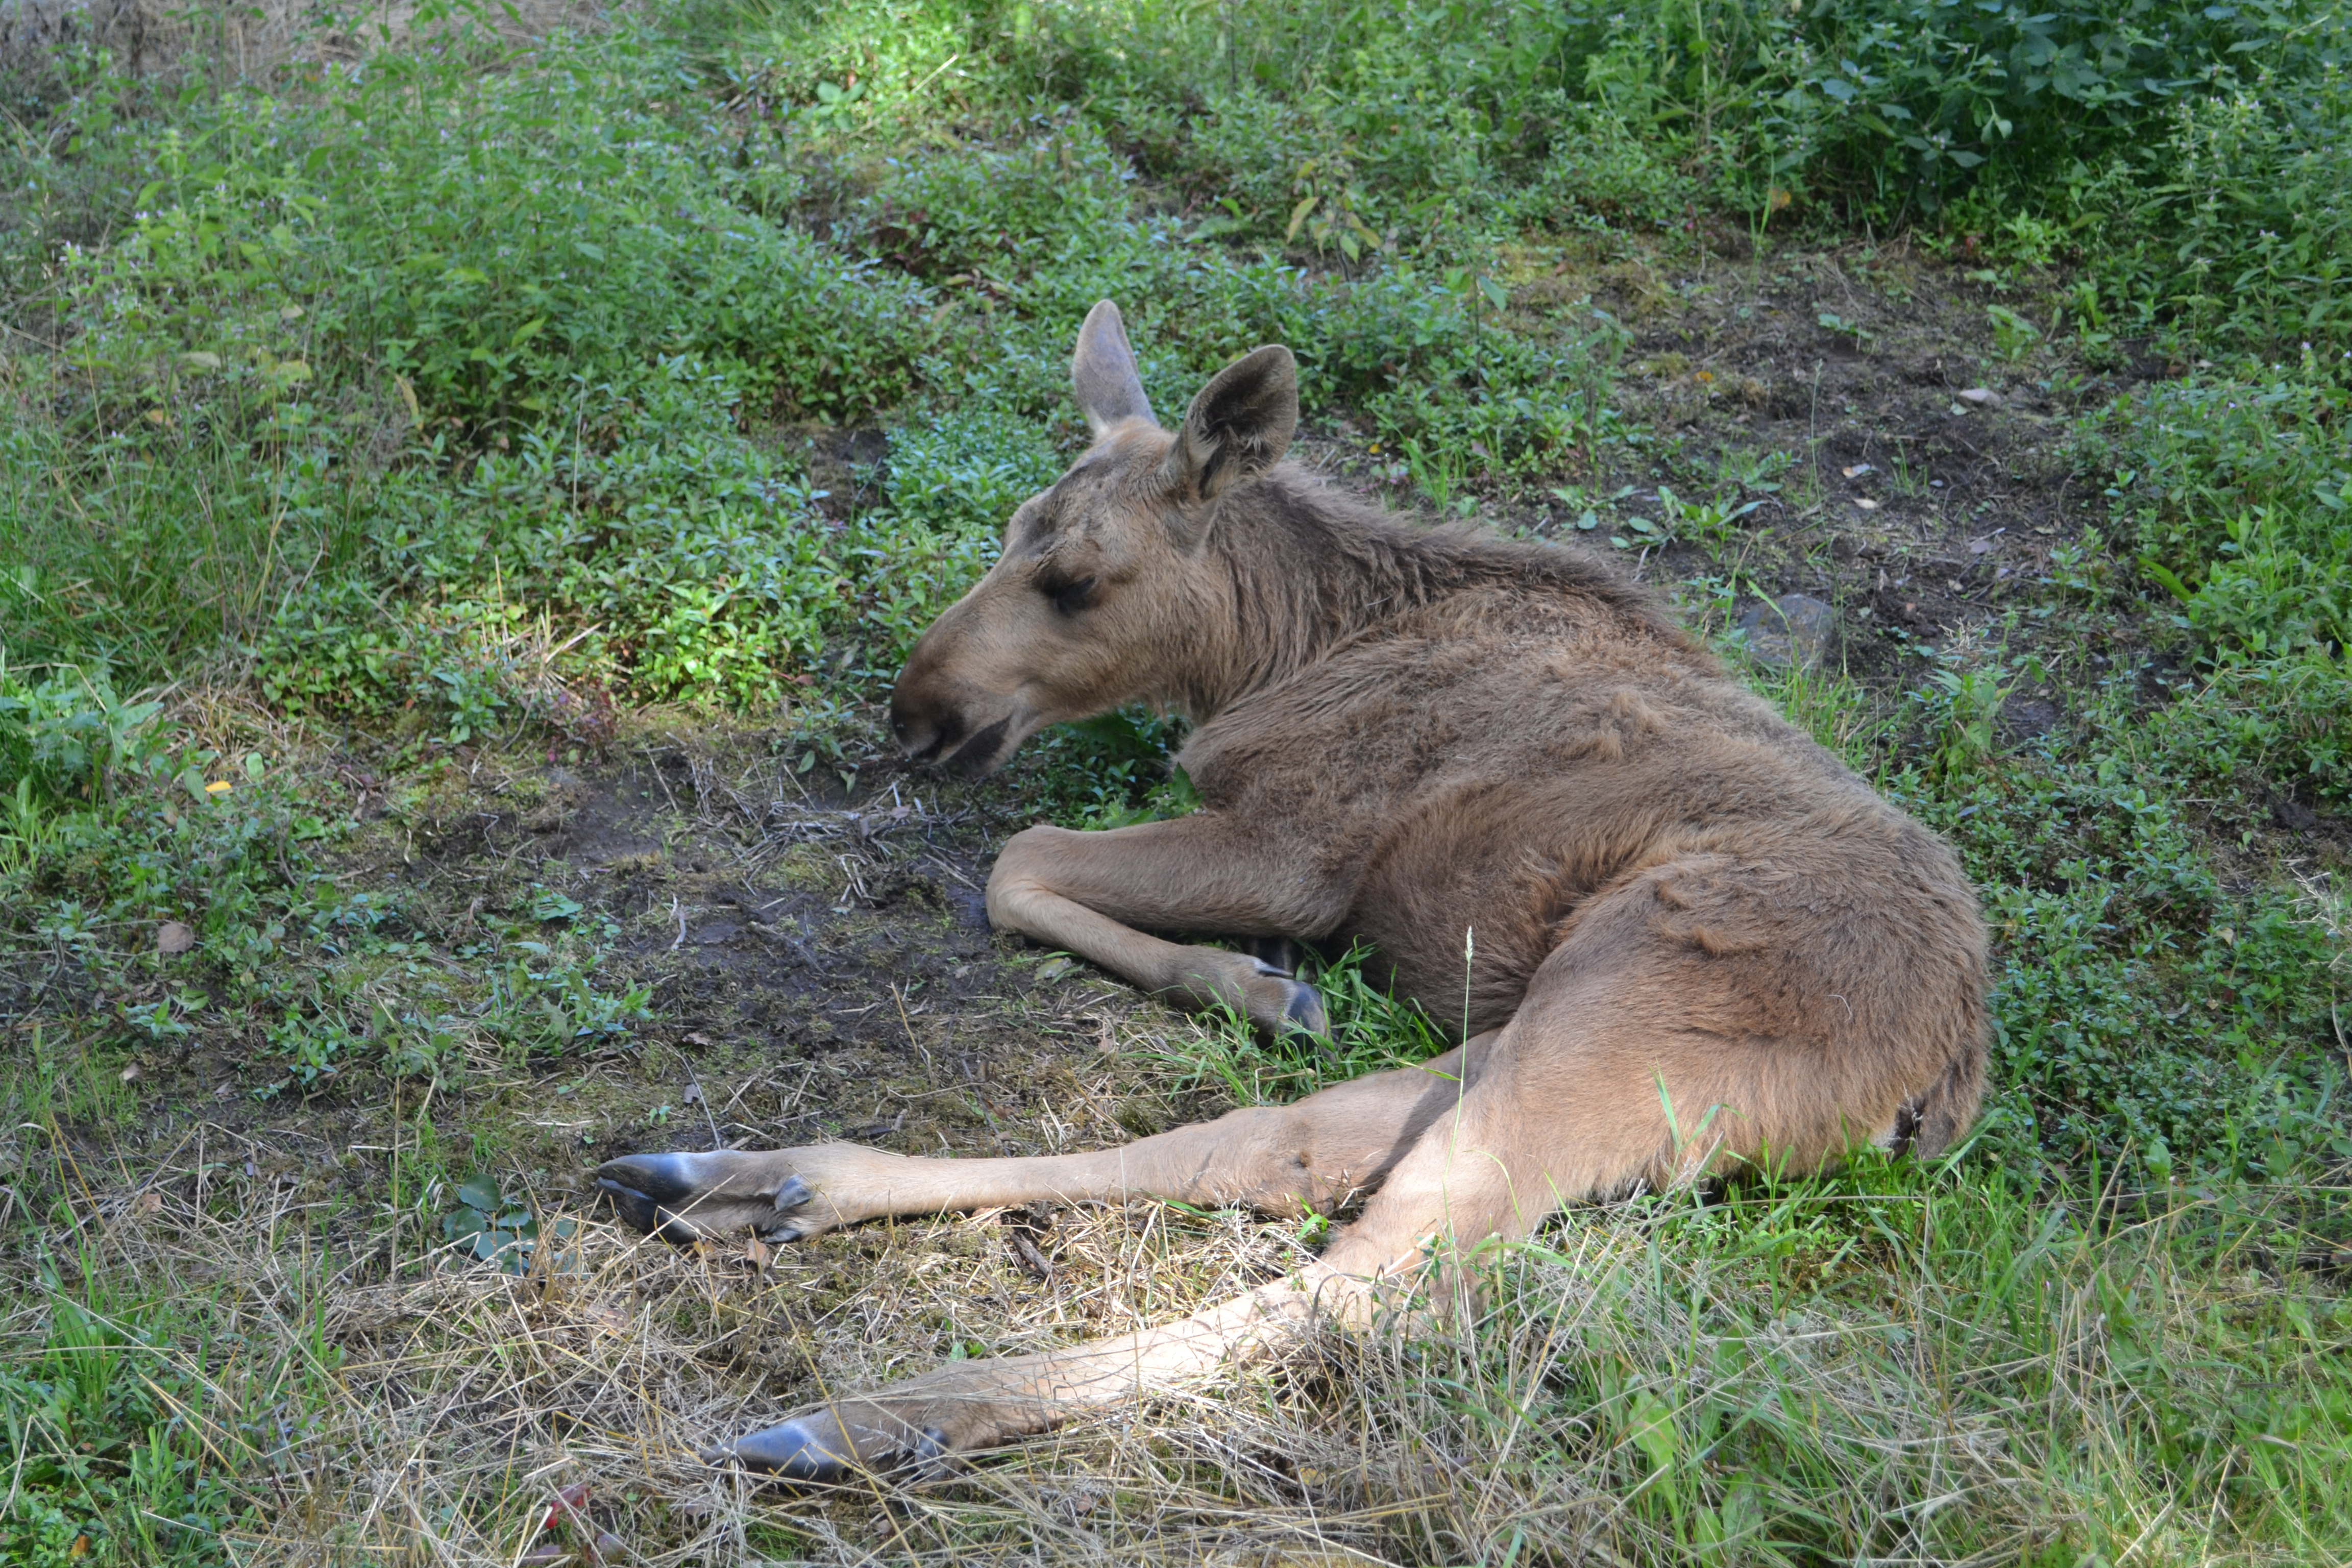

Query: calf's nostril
left=898, top=706, right=968, bottom=765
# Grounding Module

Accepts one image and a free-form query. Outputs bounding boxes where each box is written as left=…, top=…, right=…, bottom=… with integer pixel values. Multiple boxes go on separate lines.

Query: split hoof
left=1245, top=961, right=1326, bottom=1039
left=595, top=1154, right=822, bottom=1242
left=706, top=1411, right=951, bottom=1483
left=595, top=1155, right=713, bottom=1244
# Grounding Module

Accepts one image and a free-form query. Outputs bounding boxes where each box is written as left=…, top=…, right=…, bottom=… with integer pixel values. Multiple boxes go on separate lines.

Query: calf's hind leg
left=597, top=1038, right=1492, bottom=1243
left=701, top=893, right=1968, bottom=1480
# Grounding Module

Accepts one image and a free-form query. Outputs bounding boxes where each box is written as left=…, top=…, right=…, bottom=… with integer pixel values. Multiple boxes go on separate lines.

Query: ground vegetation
left=1, top=0, right=2348, bottom=1561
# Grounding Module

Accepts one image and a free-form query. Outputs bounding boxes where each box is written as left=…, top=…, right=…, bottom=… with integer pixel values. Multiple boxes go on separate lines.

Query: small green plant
left=1400, top=436, right=1475, bottom=515
left=0, top=661, right=165, bottom=804
left=1673, top=488, right=1768, bottom=562
left=1922, top=658, right=2016, bottom=779
left=488, top=943, right=654, bottom=1059
left=1987, top=303, right=2041, bottom=361
left=1816, top=310, right=1871, bottom=350
left=259, top=1009, right=366, bottom=1098
left=0, top=777, right=59, bottom=884
left=440, top=1174, right=571, bottom=1275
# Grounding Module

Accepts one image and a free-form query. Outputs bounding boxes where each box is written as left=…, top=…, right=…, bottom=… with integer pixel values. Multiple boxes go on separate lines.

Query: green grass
left=2, top=0, right=2349, bottom=1559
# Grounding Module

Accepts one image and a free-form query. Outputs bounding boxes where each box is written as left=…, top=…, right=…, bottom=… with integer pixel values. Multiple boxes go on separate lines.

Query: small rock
left=1841, top=463, right=1874, bottom=479
left=1034, top=956, right=1075, bottom=982
left=157, top=921, right=197, bottom=955
left=1737, top=594, right=1840, bottom=671
left=1956, top=386, right=2003, bottom=408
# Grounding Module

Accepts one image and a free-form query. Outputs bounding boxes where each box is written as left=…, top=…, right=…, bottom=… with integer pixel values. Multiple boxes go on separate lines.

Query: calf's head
left=890, top=301, right=1298, bottom=774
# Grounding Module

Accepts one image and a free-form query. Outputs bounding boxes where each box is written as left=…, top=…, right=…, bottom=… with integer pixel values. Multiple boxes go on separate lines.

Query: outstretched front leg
left=986, top=814, right=1349, bottom=1037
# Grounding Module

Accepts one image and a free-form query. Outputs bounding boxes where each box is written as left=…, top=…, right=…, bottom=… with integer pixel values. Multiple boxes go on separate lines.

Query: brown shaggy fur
left=595, top=302, right=1990, bottom=1482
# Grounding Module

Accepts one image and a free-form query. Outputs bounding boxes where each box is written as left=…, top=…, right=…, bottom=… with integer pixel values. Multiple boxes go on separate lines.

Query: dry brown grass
left=17, top=1024, right=2116, bottom=1568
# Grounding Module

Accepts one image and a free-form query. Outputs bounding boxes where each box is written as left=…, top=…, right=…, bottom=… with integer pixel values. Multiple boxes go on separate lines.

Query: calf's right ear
left=1161, top=344, right=1297, bottom=506
left=1071, top=301, right=1157, bottom=438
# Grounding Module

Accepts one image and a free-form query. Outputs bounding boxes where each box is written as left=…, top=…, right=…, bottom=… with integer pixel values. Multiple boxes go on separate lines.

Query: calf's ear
left=1161, top=345, right=1297, bottom=506
left=1071, top=301, right=1156, bottom=437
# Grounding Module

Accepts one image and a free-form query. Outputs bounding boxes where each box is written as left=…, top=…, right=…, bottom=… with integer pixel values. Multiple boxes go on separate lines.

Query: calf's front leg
left=986, top=815, right=1346, bottom=1036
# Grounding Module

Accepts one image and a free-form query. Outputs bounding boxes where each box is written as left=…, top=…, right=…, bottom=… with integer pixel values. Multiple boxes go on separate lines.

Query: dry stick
left=674, top=1042, right=724, bottom=1152
left=390, top=1075, right=403, bottom=1282
left=1808, top=357, right=1827, bottom=502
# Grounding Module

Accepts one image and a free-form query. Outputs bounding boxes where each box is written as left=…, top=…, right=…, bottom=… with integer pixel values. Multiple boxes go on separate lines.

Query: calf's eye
left=1047, top=576, right=1098, bottom=615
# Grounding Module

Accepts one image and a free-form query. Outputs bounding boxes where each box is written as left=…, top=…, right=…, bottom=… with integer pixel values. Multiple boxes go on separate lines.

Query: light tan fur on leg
left=594, top=1040, right=1492, bottom=1241
left=986, top=819, right=1346, bottom=1034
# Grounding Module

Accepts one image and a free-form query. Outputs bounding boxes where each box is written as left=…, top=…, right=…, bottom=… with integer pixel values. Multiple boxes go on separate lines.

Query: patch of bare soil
left=1611, top=247, right=2098, bottom=650
left=1301, top=240, right=2163, bottom=732
left=109, top=732, right=1209, bottom=1221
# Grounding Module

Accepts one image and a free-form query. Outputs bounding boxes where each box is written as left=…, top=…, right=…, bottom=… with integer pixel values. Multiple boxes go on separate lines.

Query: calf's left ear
left=1162, top=345, right=1297, bottom=506
left=1072, top=301, right=1157, bottom=438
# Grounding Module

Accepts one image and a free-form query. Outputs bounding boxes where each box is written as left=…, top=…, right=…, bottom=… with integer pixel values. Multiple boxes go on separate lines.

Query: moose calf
left=598, top=302, right=1989, bottom=1480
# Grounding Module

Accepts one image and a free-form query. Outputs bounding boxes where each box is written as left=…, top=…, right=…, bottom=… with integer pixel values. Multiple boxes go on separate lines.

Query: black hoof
left=595, top=1177, right=703, bottom=1243
left=595, top=1153, right=704, bottom=1210
left=1280, top=979, right=1327, bottom=1037
left=707, top=1415, right=950, bottom=1482
left=595, top=1153, right=732, bottom=1243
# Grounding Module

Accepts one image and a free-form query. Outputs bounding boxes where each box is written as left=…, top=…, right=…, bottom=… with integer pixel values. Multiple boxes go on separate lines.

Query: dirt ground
left=114, top=732, right=1206, bottom=1225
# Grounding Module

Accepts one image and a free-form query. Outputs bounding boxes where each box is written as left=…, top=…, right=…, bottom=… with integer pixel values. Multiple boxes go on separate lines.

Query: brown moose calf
left=597, top=302, right=1989, bottom=1480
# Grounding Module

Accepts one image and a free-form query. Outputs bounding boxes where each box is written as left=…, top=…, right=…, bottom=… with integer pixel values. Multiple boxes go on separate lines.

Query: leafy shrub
left=2070, top=366, right=2351, bottom=798
left=2085, top=369, right=2351, bottom=575
left=255, top=362, right=849, bottom=716
left=1912, top=667, right=2344, bottom=1173
left=0, top=662, right=164, bottom=804
left=2070, top=64, right=2352, bottom=349
left=850, top=121, right=1140, bottom=279
left=822, top=406, right=1063, bottom=667
left=50, top=31, right=934, bottom=435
